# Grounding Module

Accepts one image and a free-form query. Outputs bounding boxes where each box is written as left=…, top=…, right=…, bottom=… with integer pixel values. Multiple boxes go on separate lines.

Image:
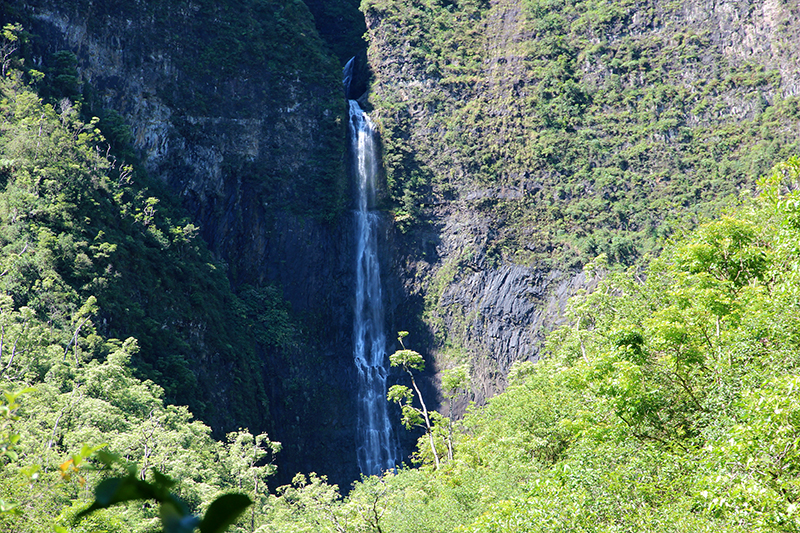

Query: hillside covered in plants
left=0, top=29, right=283, bottom=531
left=257, top=158, right=800, bottom=532
left=366, top=0, right=800, bottom=398
left=0, top=0, right=800, bottom=531
left=5, top=132, right=795, bottom=531
left=0, top=0, right=372, bottom=488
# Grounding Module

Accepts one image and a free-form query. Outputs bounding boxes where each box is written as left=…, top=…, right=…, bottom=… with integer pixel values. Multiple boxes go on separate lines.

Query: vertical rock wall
left=7, top=0, right=363, bottom=488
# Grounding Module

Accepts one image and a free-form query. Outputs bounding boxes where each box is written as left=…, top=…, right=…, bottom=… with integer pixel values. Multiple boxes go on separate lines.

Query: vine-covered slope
left=364, top=0, right=800, bottom=397
left=369, top=0, right=800, bottom=264
left=0, top=61, right=272, bottom=435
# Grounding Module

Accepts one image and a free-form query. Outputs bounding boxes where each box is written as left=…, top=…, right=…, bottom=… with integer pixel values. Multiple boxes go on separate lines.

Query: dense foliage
left=0, top=31, right=289, bottom=532
left=2, top=2, right=800, bottom=531
left=0, top=15, right=317, bottom=437
left=365, top=0, right=800, bottom=268
left=254, top=157, right=800, bottom=532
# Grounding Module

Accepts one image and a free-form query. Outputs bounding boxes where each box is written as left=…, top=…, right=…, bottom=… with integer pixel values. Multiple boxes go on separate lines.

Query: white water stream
left=348, top=84, right=398, bottom=475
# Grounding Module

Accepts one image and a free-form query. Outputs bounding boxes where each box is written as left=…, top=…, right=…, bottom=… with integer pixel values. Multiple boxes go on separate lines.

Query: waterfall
left=347, top=59, right=397, bottom=475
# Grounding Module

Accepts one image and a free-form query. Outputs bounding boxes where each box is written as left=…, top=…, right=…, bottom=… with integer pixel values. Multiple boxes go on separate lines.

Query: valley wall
left=365, top=0, right=800, bottom=409
left=5, top=0, right=800, bottom=486
left=5, top=0, right=362, bottom=487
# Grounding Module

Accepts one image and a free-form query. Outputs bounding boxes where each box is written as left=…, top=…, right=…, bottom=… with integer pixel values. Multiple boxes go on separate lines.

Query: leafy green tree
left=0, top=386, right=31, bottom=519
left=700, top=375, right=800, bottom=530
left=0, top=23, right=22, bottom=78
left=546, top=210, right=773, bottom=450
left=269, top=473, right=349, bottom=533
left=388, top=332, right=440, bottom=468
left=222, top=430, right=280, bottom=532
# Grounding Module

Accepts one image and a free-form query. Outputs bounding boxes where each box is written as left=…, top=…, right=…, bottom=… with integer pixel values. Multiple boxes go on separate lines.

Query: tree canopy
left=263, top=157, right=800, bottom=533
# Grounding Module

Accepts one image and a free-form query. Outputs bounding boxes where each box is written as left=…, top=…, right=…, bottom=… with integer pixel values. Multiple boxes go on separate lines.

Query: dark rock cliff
left=4, top=0, right=364, bottom=487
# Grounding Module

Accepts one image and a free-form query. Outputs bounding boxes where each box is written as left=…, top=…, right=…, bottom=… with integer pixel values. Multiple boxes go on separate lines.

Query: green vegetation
left=0, top=353, right=279, bottom=532
left=0, top=35, right=294, bottom=531
left=0, top=22, right=301, bottom=437
left=76, top=452, right=253, bottom=533
left=364, top=0, right=800, bottom=267
left=256, top=157, right=800, bottom=532
left=3, top=2, right=800, bottom=531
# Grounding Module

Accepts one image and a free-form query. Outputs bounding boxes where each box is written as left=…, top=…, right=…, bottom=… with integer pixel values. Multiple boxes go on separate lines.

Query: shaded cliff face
left=303, top=0, right=367, bottom=63
left=16, top=0, right=348, bottom=283
left=5, top=0, right=364, bottom=487
left=365, top=0, right=800, bottom=407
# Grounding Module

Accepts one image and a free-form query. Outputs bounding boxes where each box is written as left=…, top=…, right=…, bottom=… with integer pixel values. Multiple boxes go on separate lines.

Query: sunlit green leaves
left=387, top=384, right=413, bottom=405
left=700, top=375, right=800, bottom=530
left=389, top=349, right=425, bottom=372
left=77, top=459, right=252, bottom=533
left=676, top=216, right=769, bottom=289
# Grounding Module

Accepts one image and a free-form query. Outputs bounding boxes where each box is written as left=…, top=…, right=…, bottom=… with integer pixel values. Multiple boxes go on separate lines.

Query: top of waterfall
left=343, top=56, right=355, bottom=98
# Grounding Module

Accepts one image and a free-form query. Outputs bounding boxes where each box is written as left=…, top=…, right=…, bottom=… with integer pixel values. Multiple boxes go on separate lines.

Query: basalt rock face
left=17, top=0, right=349, bottom=287
left=6, top=0, right=362, bottom=487
left=366, top=0, right=800, bottom=412
left=384, top=203, right=588, bottom=410
left=437, top=264, right=585, bottom=404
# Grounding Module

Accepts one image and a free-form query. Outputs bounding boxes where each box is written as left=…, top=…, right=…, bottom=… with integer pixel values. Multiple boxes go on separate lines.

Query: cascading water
left=346, top=58, right=398, bottom=475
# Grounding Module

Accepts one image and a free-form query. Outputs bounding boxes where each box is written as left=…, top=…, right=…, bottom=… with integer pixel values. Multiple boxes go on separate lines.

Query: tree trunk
left=408, top=371, right=440, bottom=468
